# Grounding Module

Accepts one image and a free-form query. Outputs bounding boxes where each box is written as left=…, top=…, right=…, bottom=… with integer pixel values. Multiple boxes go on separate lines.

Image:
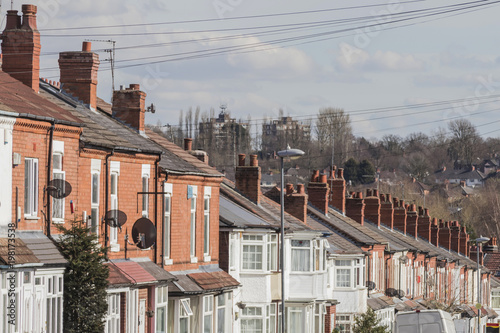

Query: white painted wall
left=0, top=115, right=15, bottom=236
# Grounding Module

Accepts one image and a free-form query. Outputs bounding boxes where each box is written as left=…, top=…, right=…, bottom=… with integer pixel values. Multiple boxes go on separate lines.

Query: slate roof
left=367, top=297, right=392, bottom=311
left=0, top=72, right=82, bottom=125
left=17, top=231, right=67, bottom=266
left=220, top=180, right=313, bottom=233
left=220, top=196, right=270, bottom=228
left=146, top=129, right=222, bottom=177
left=434, top=167, right=486, bottom=182
left=112, top=261, right=156, bottom=285
left=137, top=261, right=176, bottom=283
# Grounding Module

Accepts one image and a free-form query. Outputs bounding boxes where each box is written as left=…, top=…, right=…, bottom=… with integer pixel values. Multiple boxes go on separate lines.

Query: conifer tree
left=352, top=308, right=390, bottom=333
left=56, top=221, right=109, bottom=333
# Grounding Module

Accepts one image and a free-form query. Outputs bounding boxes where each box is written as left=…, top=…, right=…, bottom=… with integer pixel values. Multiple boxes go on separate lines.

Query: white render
left=0, top=115, right=15, bottom=236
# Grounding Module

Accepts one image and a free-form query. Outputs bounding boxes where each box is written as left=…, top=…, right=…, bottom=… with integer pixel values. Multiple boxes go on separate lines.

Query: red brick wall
left=346, top=192, right=364, bottom=225
left=325, top=304, right=337, bottom=333
left=406, top=204, right=418, bottom=238
left=11, top=119, right=81, bottom=234
left=112, top=85, right=146, bottom=132
left=364, top=189, right=380, bottom=226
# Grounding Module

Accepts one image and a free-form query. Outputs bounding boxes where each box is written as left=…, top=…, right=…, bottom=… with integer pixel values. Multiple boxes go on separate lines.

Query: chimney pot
left=373, top=189, right=379, bottom=197
left=367, top=189, right=372, bottom=197
left=311, top=170, right=319, bottom=182
left=357, top=192, right=363, bottom=199
left=5, top=10, right=20, bottom=29
left=238, top=154, right=246, bottom=166
left=320, top=174, right=327, bottom=183
left=129, top=83, right=140, bottom=90
left=82, top=41, right=92, bottom=52
left=286, top=184, right=294, bottom=195
left=250, top=154, right=258, bottom=167
left=337, top=168, right=344, bottom=179
left=184, top=138, right=193, bottom=151
left=330, top=166, right=337, bottom=179
left=297, top=184, right=305, bottom=194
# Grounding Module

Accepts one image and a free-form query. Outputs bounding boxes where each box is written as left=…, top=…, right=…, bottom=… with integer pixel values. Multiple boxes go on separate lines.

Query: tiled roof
left=0, top=72, right=81, bottom=124
left=484, top=252, right=500, bottom=272
left=17, top=231, right=67, bottom=265
left=146, top=129, right=222, bottom=177
left=107, top=263, right=133, bottom=287
left=0, top=238, right=39, bottom=265
left=367, top=297, right=392, bottom=311
left=188, top=271, right=240, bottom=291
left=169, top=274, right=204, bottom=294
left=111, top=261, right=156, bottom=285
left=306, top=214, right=363, bottom=254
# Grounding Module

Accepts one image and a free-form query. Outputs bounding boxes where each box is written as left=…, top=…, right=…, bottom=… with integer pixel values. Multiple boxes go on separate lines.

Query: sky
left=2, top=0, right=500, bottom=141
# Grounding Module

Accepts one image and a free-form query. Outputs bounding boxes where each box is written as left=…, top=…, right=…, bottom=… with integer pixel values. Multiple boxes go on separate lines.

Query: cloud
left=440, top=50, right=497, bottom=68
left=413, top=74, right=480, bottom=87
left=336, top=43, right=425, bottom=72
left=295, top=95, right=330, bottom=106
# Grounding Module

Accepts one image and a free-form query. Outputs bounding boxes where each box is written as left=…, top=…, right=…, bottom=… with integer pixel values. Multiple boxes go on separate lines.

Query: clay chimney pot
left=250, top=154, right=258, bottom=167
left=184, top=138, right=193, bottom=151
left=82, top=41, right=92, bottom=52
left=238, top=154, right=246, bottom=166
left=286, top=184, right=294, bottom=195
left=297, top=184, right=305, bottom=194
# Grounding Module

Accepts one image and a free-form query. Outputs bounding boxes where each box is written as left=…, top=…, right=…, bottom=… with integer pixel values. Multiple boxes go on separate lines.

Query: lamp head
left=277, top=146, right=305, bottom=159
left=476, top=236, right=490, bottom=244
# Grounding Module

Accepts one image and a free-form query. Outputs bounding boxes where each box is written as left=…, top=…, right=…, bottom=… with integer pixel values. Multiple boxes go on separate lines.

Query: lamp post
left=277, top=147, right=304, bottom=333
left=476, top=236, right=489, bottom=333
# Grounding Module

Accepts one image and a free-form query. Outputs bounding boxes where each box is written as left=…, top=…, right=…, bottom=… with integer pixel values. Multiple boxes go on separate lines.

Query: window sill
left=190, top=257, right=198, bottom=264
left=110, top=244, right=120, bottom=252
left=52, top=220, right=65, bottom=225
left=24, top=216, right=40, bottom=220
left=203, top=255, right=211, bottom=262
left=164, top=258, right=173, bottom=266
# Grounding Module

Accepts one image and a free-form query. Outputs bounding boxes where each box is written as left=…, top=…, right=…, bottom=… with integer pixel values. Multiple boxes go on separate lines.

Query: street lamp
left=277, top=146, right=305, bottom=333
left=476, top=236, right=489, bottom=333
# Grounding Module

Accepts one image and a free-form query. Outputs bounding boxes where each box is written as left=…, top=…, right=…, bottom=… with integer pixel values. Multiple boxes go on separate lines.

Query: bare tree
left=447, top=119, right=482, bottom=167
left=315, top=107, right=353, bottom=167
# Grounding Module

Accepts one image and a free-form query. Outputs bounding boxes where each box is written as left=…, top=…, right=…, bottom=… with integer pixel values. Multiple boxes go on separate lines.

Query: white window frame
left=229, top=233, right=238, bottom=271
left=189, top=185, right=198, bottom=262
left=110, top=165, right=120, bottom=251
left=215, top=293, right=231, bottom=333
left=90, top=162, right=100, bottom=235
left=335, top=314, right=352, bottom=333
left=156, top=286, right=168, bottom=333
left=45, top=274, right=63, bottom=333
left=105, top=293, right=121, bottom=333
left=52, top=150, right=65, bottom=223
left=266, top=303, right=277, bottom=333
left=335, top=260, right=352, bottom=288
left=241, top=306, right=264, bottom=333
left=242, top=235, right=264, bottom=271
left=290, top=239, right=312, bottom=272
left=127, top=289, right=138, bottom=333
left=141, top=164, right=150, bottom=217
left=267, top=234, right=278, bottom=272
left=203, top=295, right=214, bottom=333
left=314, top=304, right=326, bottom=333
left=24, top=158, right=39, bottom=217
left=203, top=186, right=211, bottom=261
left=179, top=298, right=193, bottom=333
left=164, top=183, right=173, bottom=265
left=287, top=306, right=305, bottom=333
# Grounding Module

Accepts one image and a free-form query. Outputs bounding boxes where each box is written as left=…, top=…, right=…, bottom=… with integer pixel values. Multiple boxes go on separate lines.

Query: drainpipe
left=385, top=255, right=391, bottom=292
left=412, top=252, right=417, bottom=299
left=366, top=245, right=374, bottom=297
left=154, top=154, right=161, bottom=265
left=424, top=256, right=428, bottom=299
left=104, top=149, right=114, bottom=252
left=46, top=123, right=55, bottom=237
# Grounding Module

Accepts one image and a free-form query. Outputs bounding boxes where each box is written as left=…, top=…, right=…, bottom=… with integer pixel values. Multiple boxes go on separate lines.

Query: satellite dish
left=131, top=218, right=156, bottom=249
left=385, top=288, right=397, bottom=297
left=105, top=210, right=127, bottom=228
left=47, top=179, right=72, bottom=199
left=366, top=281, right=376, bottom=291
left=397, top=290, right=405, bottom=298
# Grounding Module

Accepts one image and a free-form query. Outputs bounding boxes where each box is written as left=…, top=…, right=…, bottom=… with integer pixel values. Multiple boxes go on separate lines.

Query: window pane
left=291, top=249, right=310, bottom=272
left=204, top=214, right=210, bottom=255
left=92, top=173, right=99, bottom=204
left=243, top=245, right=263, bottom=270
left=336, top=269, right=351, bottom=288
left=142, top=177, right=148, bottom=213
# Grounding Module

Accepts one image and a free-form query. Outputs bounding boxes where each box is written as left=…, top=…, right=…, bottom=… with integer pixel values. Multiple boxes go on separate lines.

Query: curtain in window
left=291, top=249, right=310, bottom=272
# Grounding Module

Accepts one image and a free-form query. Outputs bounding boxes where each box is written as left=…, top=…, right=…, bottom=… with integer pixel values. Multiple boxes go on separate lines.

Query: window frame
left=110, top=171, right=119, bottom=250
left=190, top=193, right=197, bottom=259
left=203, top=194, right=210, bottom=258
left=242, top=235, right=264, bottom=271
left=51, top=152, right=65, bottom=223
left=24, top=158, right=39, bottom=217
left=90, top=171, right=100, bottom=235
left=241, top=306, right=264, bottom=333
left=335, top=260, right=353, bottom=289
left=163, top=183, right=173, bottom=264
left=105, top=293, right=121, bottom=333
left=290, top=239, right=312, bottom=272
left=203, top=295, right=214, bottom=333
left=156, top=286, right=168, bottom=333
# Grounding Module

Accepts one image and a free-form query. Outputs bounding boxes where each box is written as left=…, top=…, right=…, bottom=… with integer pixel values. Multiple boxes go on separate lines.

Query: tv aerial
left=130, top=218, right=156, bottom=249
left=366, top=281, right=376, bottom=291
left=104, top=209, right=127, bottom=230
left=46, top=179, right=72, bottom=199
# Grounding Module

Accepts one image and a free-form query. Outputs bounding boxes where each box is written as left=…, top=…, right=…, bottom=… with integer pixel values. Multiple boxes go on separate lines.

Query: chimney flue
left=184, top=138, right=193, bottom=151
left=82, top=41, right=92, bottom=52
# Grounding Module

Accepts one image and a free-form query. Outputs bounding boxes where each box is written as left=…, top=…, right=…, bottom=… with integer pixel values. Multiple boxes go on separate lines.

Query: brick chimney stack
left=346, top=192, right=365, bottom=225
left=111, top=84, right=147, bottom=133
left=430, top=218, right=439, bottom=247
left=483, top=237, right=498, bottom=253
left=393, top=198, right=407, bottom=234
left=380, top=194, right=394, bottom=230
left=406, top=204, right=418, bottom=238
left=450, top=221, right=461, bottom=254
left=59, top=41, right=100, bottom=110
left=329, top=167, right=346, bottom=214
left=285, top=184, right=308, bottom=223
left=307, top=171, right=330, bottom=215
left=417, top=207, right=432, bottom=242
left=1, top=5, right=41, bottom=92
left=459, top=226, right=469, bottom=256
left=438, top=221, right=452, bottom=251
left=364, top=189, right=381, bottom=227
left=235, top=154, right=261, bottom=204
